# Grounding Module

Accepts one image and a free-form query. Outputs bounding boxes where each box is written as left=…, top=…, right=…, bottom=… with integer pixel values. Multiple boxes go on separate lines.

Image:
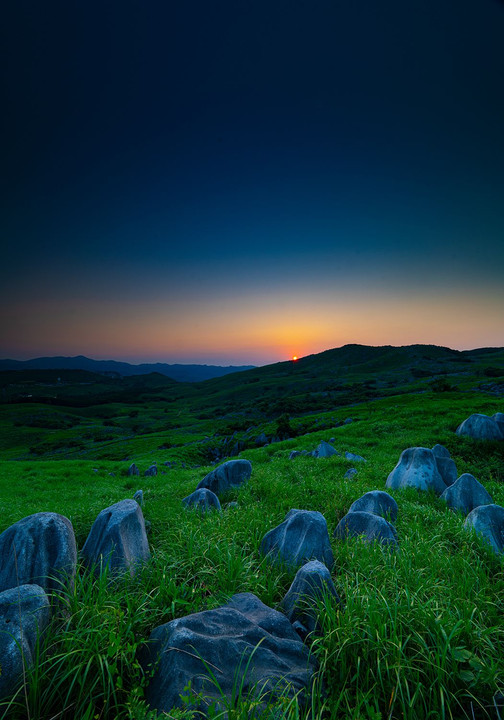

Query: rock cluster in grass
left=456, top=413, right=503, bottom=441
left=334, top=490, right=398, bottom=549
left=139, top=592, right=317, bottom=715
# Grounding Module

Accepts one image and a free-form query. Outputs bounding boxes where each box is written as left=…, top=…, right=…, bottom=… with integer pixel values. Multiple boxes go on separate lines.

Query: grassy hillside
left=0, top=345, right=503, bottom=719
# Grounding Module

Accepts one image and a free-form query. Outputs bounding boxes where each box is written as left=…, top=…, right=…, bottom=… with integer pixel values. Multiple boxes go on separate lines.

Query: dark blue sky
left=2, top=0, right=504, bottom=363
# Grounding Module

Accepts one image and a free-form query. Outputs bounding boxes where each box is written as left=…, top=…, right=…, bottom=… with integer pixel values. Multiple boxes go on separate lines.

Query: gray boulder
left=348, top=491, right=398, bottom=522
left=289, top=450, right=302, bottom=459
left=127, top=463, right=139, bottom=476
left=456, top=414, right=503, bottom=441
left=344, top=468, right=358, bottom=480
left=0, top=584, right=51, bottom=699
left=280, top=560, right=341, bottom=637
left=0, top=512, right=77, bottom=597
left=313, top=441, right=340, bottom=458
left=182, top=488, right=221, bottom=513
left=493, top=413, right=504, bottom=434
left=196, top=459, right=252, bottom=496
left=434, top=455, right=457, bottom=487
left=386, top=447, right=447, bottom=495
left=81, top=499, right=150, bottom=576
left=133, top=489, right=144, bottom=507
left=144, top=464, right=158, bottom=476
left=334, top=511, right=398, bottom=547
left=464, top=504, right=504, bottom=554
left=440, top=474, right=493, bottom=516
left=260, top=509, right=334, bottom=570
left=140, top=592, right=317, bottom=715
left=345, top=452, right=366, bottom=463
left=432, top=444, right=451, bottom=459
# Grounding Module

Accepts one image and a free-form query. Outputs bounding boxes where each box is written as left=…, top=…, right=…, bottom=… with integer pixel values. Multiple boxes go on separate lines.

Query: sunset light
left=292, top=356, right=298, bottom=361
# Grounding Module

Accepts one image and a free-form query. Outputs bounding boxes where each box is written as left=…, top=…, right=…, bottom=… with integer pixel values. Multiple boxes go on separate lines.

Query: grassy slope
left=0, top=347, right=503, bottom=719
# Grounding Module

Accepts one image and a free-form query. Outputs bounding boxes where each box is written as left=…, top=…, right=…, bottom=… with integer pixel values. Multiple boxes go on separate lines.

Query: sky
left=2, top=0, right=504, bottom=365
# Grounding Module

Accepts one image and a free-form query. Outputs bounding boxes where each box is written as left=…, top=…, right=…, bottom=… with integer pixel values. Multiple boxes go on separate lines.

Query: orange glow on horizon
left=292, top=356, right=298, bottom=361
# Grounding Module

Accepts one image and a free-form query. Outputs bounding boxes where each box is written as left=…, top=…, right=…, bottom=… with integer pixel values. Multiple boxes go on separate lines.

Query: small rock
left=464, top=504, right=504, bottom=554
left=280, top=560, right=341, bottom=638
left=345, top=451, right=366, bottom=463
left=344, top=468, right=358, bottom=479
left=313, top=441, right=340, bottom=458
left=289, top=451, right=302, bottom=459
left=255, top=432, right=269, bottom=445
left=82, top=499, right=150, bottom=576
left=144, top=464, right=158, bottom=476
left=260, top=509, right=334, bottom=570
left=348, top=491, right=398, bottom=522
left=0, top=584, right=51, bottom=700
left=334, top=511, right=398, bottom=547
left=440, top=474, right=493, bottom=516
left=182, top=488, right=221, bottom=513
left=133, top=489, right=144, bottom=507
left=127, top=463, right=140, bottom=476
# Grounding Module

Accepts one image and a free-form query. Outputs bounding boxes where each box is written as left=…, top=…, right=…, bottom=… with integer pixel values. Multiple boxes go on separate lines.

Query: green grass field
left=0, top=347, right=503, bottom=719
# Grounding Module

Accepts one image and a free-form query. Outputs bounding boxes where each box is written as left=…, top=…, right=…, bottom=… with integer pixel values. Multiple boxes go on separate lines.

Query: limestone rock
left=456, top=414, right=503, bottom=441
left=255, top=432, right=269, bottom=445
left=196, top=459, right=252, bottom=496
left=345, top=451, right=366, bottom=463
left=280, top=560, right=341, bottom=637
left=432, top=444, right=451, bottom=459
left=127, top=463, right=139, bottom=476
left=182, top=488, right=221, bottom=513
left=82, top=499, right=150, bottom=576
left=344, top=468, right=358, bottom=479
left=440, top=474, right=493, bottom=516
left=434, top=455, right=457, bottom=487
left=133, top=489, right=144, bottom=507
left=140, top=592, right=317, bottom=715
left=0, top=584, right=51, bottom=699
left=313, top=441, right=340, bottom=458
left=0, top=512, right=77, bottom=596
left=289, top=450, right=302, bottom=459
left=334, top=511, right=398, bottom=547
left=464, top=504, right=504, bottom=554
left=144, top=464, right=158, bottom=476
left=386, top=447, right=447, bottom=495
left=260, top=509, right=334, bottom=570
left=348, top=491, right=398, bottom=522
left=493, top=412, right=504, bottom=434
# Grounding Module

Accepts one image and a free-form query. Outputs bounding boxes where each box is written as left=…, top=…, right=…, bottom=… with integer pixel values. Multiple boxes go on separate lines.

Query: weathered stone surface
left=255, top=432, right=269, bottom=446
left=280, top=560, right=341, bottom=637
left=432, top=444, right=451, bottom=459
left=456, top=414, right=503, bottom=441
left=334, top=511, right=398, bottom=547
left=260, top=509, right=334, bottom=570
left=440, top=474, right=493, bottom=516
left=144, top=464, right=158, bottom=476
left=464, top=504, right=504, bottom=554
left=289, top=450, right=302, bottom=459
left=313, top=441, right=340, bottom=458
left=0, top=584, right=51, bottom=699
left=0, top=512, right=77, bottom=596
left=140, top=592, right=317, bottom=715
left=82, top=499, right=150, bottom=576
left=345, top=451, right=366, bottom=462
left=385, top=447, right=447, bottom=495
left=493, top=412, right=504, bottom=434
left=348, top=491, right=398, bottom=522
left=127, top=463, right=139, bottom=476
left=434, top=456, right=458, bottom=487
left=196, top=459, right=252, bottom=496
left=133, top=489, right=144, bottom=507
left=182, top=488, right=221, bottom=513
left=344, top=468, right=358, bottom=480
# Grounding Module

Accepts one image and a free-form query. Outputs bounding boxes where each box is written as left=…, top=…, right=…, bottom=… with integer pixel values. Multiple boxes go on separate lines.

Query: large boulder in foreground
left=182, top=488, right=221, bottom=514
left=0, top=584, right=51, bottom=699
left=196, top=459, right=252, bottom=497
left=140, top=592, right=317, bottom=715
left=464, top=505, right=504, bottom=555
left=280, top=560, right=341, bottom=638
left=348, top=491, right=398, bottom=522
left=82, top=499, right=150, bottom=576
left=334, top=511, right=398, bottom=548
left=0, top=512, right=77, bottom=597
left=260, top=509, right=334, bottom=570
left=386, top=447, right=447, bottom=495
left=440, top=474, right=493, bottom=516
left=456, top=414, right=503, bottom=441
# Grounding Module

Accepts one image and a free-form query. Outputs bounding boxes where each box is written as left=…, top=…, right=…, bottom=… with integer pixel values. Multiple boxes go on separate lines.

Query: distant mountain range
left=0, top=356, right=255, bottom=383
